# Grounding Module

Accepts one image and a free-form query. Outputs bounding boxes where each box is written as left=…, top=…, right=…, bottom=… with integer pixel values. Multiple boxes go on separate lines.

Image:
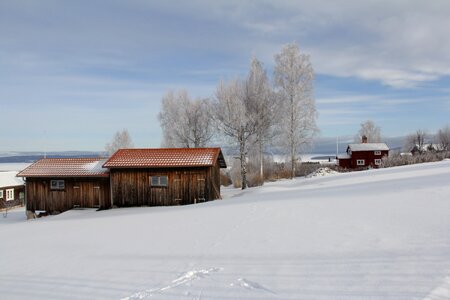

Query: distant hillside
left=0, top=151, right=106, bottom=163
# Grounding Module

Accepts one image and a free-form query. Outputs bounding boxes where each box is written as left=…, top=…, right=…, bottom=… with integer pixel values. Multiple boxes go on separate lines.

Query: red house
left=338, top=136, right=389, bottom=169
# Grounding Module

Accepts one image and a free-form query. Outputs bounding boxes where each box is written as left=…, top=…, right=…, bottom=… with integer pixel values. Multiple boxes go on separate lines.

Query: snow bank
left=305, top=167, right=338, bottom=178
left=1, top=161, right=450, bottom=299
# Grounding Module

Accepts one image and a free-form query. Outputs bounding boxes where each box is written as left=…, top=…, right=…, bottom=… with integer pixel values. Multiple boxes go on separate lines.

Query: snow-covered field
left=0, top=163, right=31, bottom=172
left=1, top=161, right=450, bottom=299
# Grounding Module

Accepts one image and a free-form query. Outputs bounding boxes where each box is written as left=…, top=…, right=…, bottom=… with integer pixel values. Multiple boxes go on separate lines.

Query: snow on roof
left=103, top=148, right=227, bottom=168
left=17, top=158, right=109, bottom=178
left=337, top=153, right=351, bottom=159
left=348, top=143, right=389, bottom=151
left=0, top=171, right=24, bottom=187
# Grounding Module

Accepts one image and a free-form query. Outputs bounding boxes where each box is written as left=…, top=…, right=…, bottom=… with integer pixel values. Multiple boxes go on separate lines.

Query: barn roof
left=348, top=143, right=389, bottom=152
left=17, top=158, right=109, bottom=178
left=103, top=148, right=227, bottom=169
left=0, top=171, right=24, bottom=187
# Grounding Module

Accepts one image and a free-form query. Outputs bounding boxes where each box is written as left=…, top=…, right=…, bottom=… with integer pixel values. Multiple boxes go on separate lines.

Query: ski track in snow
left=122, top=267, right=221, bottom=300
left=230, top=277, right=276, bottom=294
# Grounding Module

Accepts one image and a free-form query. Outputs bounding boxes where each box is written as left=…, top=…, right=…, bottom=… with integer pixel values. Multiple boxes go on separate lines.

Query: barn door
left=73, top=186, right=81, bottom=207
left=174, top=173, right=182, bottom=205
left=93, top=186, right=100, bottom=208
left=197, top=178, right=206, bottom=202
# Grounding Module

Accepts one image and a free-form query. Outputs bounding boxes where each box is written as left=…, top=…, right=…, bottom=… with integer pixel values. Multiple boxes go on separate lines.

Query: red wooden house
left=338, top=136, right=389, bottom=169
left=0, top=171, right=25, bottom=210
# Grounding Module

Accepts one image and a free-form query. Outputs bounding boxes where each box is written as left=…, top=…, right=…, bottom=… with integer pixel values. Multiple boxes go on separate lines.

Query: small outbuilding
left=0, top=171, right=25, bottom=210
left=103, top=148, right=227, bottom=207
left=18, top=148, right=227, bottom=215
left=17, top=158, right=110, bottom=213
left=338, top=136, right=389, bottom=169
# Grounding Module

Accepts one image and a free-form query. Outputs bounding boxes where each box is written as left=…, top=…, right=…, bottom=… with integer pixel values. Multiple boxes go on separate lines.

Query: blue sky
left=1, top=0, right=449, bottom=151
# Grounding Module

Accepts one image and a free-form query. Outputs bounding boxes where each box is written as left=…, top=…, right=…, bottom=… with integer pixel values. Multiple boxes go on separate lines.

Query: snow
left=0, top=171, right=24, bottom=187
left=348, top=143, right=389, bottom=151
left=1, top=161, right=450, bottom=299
left=306, top=167, right=338, bottom=178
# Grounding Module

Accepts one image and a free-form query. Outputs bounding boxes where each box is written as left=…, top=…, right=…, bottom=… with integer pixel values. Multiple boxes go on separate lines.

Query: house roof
left=17, top=158, right=109, bottom=178
left=103, top=148, right=227, bottom=169
left=337, top=154, right=351, bottom=159
left=348, top=143, right=389, bottom=152
left=0, top=171, right=24, bottom=187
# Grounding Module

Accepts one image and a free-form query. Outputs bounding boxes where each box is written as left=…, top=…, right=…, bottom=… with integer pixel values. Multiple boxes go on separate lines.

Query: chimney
left=361, top=135, right=368, bottom=143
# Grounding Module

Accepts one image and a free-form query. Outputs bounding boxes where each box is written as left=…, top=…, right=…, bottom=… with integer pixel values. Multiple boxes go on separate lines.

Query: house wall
left=110, top=165, right=221, bottom=207
left=25, top=177, right=110, bottom=213
left=338, top=158, right=351, bottom=168
left=0, top=185, right=25, bottom=209
left=350, top=150, right=389, bottom=168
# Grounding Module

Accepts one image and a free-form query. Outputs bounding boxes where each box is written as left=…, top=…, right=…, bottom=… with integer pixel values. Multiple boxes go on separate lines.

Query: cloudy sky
left=1, top=0, right=449, bottom=151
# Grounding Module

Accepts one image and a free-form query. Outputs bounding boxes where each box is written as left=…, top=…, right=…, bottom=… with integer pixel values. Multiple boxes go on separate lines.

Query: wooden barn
left=17, top=158, right=110, bottom=214
left=103, top=148, right=227, bottom=207
left=0, top=171, right=25, bottom=210
left=338, top=136, right=389, bottom=169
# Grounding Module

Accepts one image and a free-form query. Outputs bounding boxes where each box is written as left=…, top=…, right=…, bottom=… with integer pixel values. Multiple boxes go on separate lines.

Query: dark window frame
left=50, top=179, right=65, bottom=191
left=150, top=175, right=168, bottom=187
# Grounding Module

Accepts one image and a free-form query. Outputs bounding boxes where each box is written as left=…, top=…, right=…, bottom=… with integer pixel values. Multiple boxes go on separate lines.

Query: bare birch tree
left=158, top=90, right=214, bottom=148
left=105, top=129, right=134, bottom=155
left=212, top=79, right=258, bottom=189
left=245, top=58, right=277, bottom=181
left=274, top=43, right=317, bottom=178
left=355, top=120, right=381, bottom=143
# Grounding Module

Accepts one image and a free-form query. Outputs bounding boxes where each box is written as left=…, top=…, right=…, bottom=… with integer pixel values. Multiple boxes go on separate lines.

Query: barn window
left=151, top=176, right=168, bottom=187
left=0, top=190, right=3, bottom=199
left=374, top=150, right=381, bottom=155
left=6, top=189, right=14, bottom=201
left=374, top=159, right=382, bottom=165
left=50, top=180, right=65, bottom=190
left=19, top=192, right=25, bottom=200
left=356, top=159, right=365, bottom=166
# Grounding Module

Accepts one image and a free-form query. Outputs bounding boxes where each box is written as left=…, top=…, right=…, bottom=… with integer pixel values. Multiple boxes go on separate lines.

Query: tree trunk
left=259, top=139, right=264, bottom=183
left=239, top=127, right=247, bottom=190
left=290, top=95, right=296, bottom=179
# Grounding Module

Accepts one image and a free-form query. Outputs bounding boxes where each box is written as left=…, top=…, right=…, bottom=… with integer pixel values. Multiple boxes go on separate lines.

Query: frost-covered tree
left=437, top=125, right=450, bottom=151
left=158, top=90, right=214, bottom=148
left=405, top=129, right=427, bottom=153
left=274, top=43, right=317, bottom=178
left=355, top=120, right=381, bottom=143
left=245, top=58, right=278, bottom=181
left=212, top=79, right=258, bottom=189
left=105, top=129, right=133, bottom=155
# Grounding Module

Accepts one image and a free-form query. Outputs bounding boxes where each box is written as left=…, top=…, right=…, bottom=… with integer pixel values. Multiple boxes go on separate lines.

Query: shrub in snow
left=306, top=167, right=338, bottom=178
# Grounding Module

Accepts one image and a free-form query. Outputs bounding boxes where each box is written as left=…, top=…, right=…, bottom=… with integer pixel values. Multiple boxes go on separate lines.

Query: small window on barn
left=0, top=190, right=3, bottom=199
left=357, top=159, right=365, bottom=166
left=374, top=150, right=381, bottom=155
left=19, top=192, right=25, bottom=200
left=374, top=159, right=382, bottom=165
left=6, top=189, right=14, bottom=201
left=50, top=180, right=65, bottom=190
left=151, top=176, right=168, bottom=187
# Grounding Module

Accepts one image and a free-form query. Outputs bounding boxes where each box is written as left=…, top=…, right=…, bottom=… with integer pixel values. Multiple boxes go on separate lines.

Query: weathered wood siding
left=25, top=177, right=110, bottom=213
left=111, top=165, right=222, bottom=207
left=0, top=185, right=25, bottom=209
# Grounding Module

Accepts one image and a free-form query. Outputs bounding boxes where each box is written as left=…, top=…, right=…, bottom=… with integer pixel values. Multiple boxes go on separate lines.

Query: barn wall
left=110, top=166, right=221, bottom=207
left=25, top=177, right=110, bottom=213
left=0, top=185, right=25, bottom=209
